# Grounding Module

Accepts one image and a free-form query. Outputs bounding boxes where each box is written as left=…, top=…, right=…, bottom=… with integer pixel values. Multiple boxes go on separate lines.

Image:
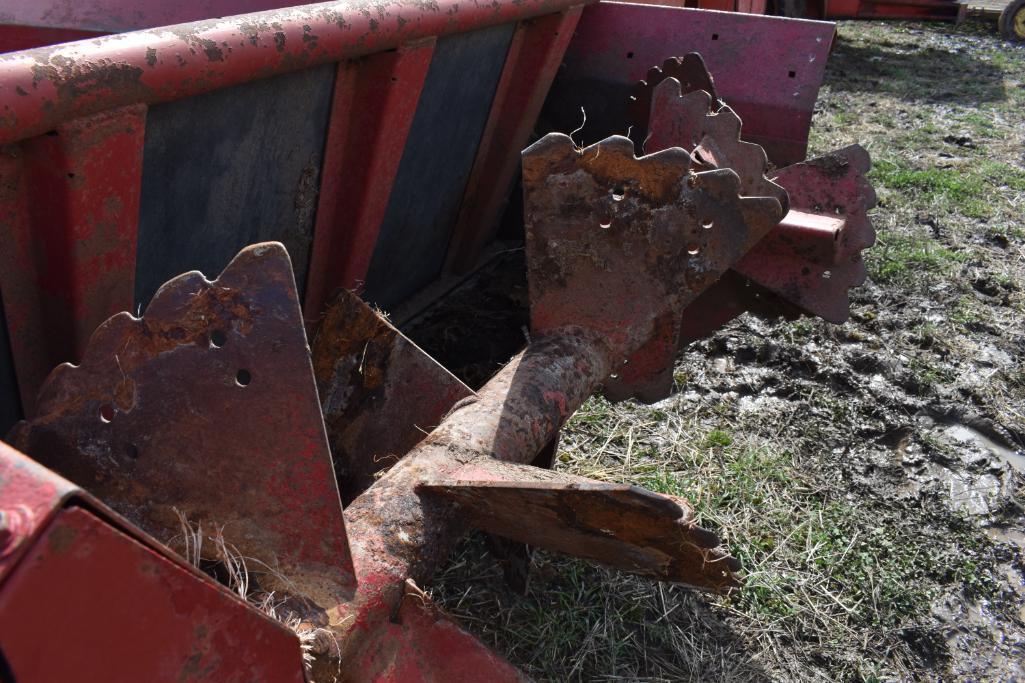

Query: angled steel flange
left=9, top=244, right=356, bottom=623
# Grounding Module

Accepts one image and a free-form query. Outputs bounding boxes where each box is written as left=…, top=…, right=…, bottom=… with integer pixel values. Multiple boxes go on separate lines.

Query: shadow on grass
left=826, top=33, right=1007, bottom=104
left=434, top=535, right=770, bottom=682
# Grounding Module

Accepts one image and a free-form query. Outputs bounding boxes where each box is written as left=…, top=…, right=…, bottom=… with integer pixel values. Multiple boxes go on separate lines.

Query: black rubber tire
left=999, top=0, right=1025, bottom=41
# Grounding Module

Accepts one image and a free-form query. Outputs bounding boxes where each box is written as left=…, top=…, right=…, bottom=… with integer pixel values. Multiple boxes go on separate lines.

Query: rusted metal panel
left=0, top=506, right=306, bottom=682
left=361, top=23, right=517, bottom=309
left=312, top=288, right=472, bottom=502
left=735, top=145, right=877, bottom=322
left=540, top=3, right=835, bottom=166
left=0, top=104, right=146, bottom=417
left=133, top=64, right=334, bottom=308
left=0, top=0, right=595, bottom=146
left=522, top=134, right=781, bottom=401
left=444, top=7, right=584, bottom=274
left=627, top=53, right=719, bottom=148
left=421, top=458, right=740, bottom=589
left=304, top=39, right=436, bottom=325
left=644, top=76, right=788, bottom=208
left=11, top=244, right=356, bottom=611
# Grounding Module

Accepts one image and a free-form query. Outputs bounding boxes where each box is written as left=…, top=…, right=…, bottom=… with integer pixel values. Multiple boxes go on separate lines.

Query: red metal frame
left=0, top=104, right=146, bottom=416
left=304, top=39, right=437, bottom=323
left=0, top=441, right=307, bottom=682
left=0, top=0, right=593, bottom=146
left=444, top=7, right=584, bottom=274
left=554, top=3, right=835, bottom=167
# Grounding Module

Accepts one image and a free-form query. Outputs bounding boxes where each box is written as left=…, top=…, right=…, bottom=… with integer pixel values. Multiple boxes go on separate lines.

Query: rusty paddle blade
left=10, top=243, right=355, bottom=603
left=312, top=288, right=473, bottom=502
left=420, top=458, right=739, bottom=590
left=636, top=55, right=876, bottom=325
left=523, top=133, right=782, bottom=402
left=735, top=145, right=877, bottom=322
left=646, top=78, right=789, bottom=211
left=628, top=53, right=720, bottom=155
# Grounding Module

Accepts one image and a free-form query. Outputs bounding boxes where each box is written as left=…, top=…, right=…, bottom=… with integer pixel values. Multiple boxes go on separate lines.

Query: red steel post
left=304, top=38, right=436, bottom=326
left=444, top=7, right=584, bottom=273
left=0, top=104, right=146, bottom=415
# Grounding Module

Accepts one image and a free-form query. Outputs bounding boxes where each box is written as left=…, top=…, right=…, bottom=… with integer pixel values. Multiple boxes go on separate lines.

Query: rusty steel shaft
left=332, top=132, right=788, bottom=660
left=339, top=329, right=612, bottom=619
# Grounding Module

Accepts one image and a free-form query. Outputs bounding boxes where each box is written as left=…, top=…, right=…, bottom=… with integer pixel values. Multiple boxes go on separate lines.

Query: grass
left=433, top=18, right=1025, bottom=683
left=870, top=231, right=971, bottom=282
left=436, top=389, right=1005, bottom=681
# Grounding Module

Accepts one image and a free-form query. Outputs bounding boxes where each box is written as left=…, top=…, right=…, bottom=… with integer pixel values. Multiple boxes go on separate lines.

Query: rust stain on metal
left=312, top=288, right=473, bottom=501
left=10, top=243, right=355, bottom=615
left=522, top=133, right=781, bottom=401
left=421, top=458, right=740, bottom=589
left=627, top=53, right=719, bottom=153
left=646, top=77, right=789, bottom=211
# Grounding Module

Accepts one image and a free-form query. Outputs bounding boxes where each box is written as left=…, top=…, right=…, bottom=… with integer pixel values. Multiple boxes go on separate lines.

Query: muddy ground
left=407, top=18, right=1025, bottom=683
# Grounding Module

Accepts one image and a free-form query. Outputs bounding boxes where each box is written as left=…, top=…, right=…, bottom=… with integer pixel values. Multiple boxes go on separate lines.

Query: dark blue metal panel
left=0, top=292, right=23, bottom=440
left=134, top=64, right=335, bottom=309
left=361, top=23, right=517, bottom=310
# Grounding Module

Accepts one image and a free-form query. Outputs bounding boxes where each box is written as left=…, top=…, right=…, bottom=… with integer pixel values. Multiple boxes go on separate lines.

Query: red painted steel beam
left=1, top=0, right=305, bottom=35
left=444, top=7, right=583, bottom=274
left=0, top=104, right=146, bottom=416
left=304, top=39, right=436, bottom=325
left=0, top=0, right=597, bottom=146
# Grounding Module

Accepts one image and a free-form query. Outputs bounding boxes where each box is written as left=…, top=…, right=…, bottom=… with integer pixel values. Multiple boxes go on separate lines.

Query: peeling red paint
left=0, top=0, right=594, bottom=145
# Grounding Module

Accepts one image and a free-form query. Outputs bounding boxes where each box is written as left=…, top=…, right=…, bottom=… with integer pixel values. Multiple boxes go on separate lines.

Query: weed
left=870, top=231, right=969, bottom=283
